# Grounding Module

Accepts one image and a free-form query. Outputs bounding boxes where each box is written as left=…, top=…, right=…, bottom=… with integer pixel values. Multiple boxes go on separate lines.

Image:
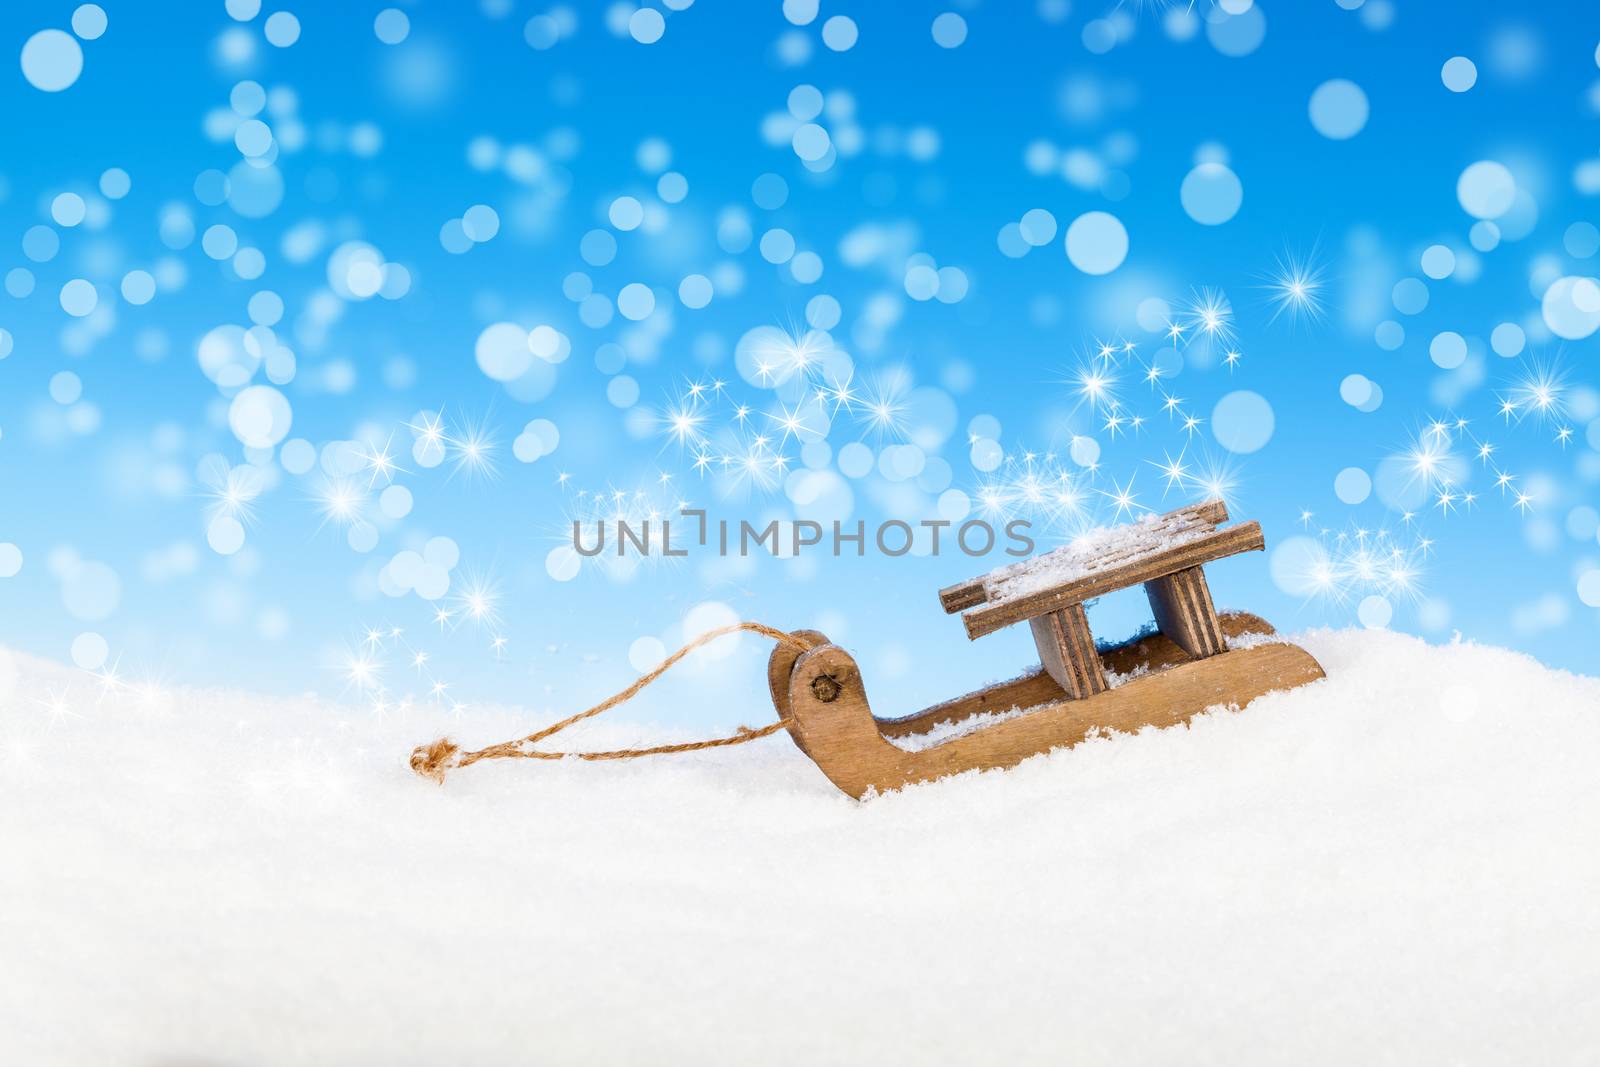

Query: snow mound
left=3, top=630, right=1598, bottom=1064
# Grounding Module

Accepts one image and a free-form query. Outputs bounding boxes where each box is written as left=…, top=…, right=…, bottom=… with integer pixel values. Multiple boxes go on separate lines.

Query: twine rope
left=409, top=622, right=818, bottom=784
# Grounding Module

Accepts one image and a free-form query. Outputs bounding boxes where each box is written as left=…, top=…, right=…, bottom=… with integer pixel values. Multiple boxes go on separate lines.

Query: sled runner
left=768, top=501, right=1325, bottom=798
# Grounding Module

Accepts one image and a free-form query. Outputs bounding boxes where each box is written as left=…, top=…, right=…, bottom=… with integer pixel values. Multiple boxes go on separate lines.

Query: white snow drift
left=2, top=629, right=1598, bottom=1065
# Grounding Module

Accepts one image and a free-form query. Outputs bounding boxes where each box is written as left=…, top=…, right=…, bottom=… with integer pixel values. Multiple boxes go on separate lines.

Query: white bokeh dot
left=806, top=294, right=840, bottom=329
left=1457, top=161, right=1516, bottom=219
left=936, top=266, right=967, bottom=303
left=904, top=265, right=939, bottom=301
left=607, top=375, right=640, bottom=408
left=580, top=228, right=617, bottom=265
left=1441, top=56, right=1477, bottom=92
left=1358, top=594, right=1393, bottom=629
left=476, top=322, right=533, bottom=381
left=1334, top=467, right=1372, bottom=504
left=99, top=168, right=130, bottom=199
left=528, top=324, right=563, bottom=361
left=264, top=11, right=301, bottom=47
left=629, top=8, right=665, bottom=44
left=657, top=172, right=688, bottom=202
left=280, top=439, right=315, bottom=474
left=235, top=118, right=273, bottom=157
left=1542, top=276, right=1600, bottom=340
left=49, top=371, right=82, bottom=405
left=821, top=15, right=858, bottom=51
left=790, top=250, right=823, bottom=283
left=1566, top=222, right=1600, bottom=259
left=230, top=80, right=265, bottom=116
left=546, top=545, right=581, bottom=581
left=609, top=196, right=644, bottom=231
left=1392, top=277, right=1429, bottom=315
left=208, top=515, right=246, bottom=556
left=1308, top=79, right=1369, bottom=139
left=1577, top=569, right=1600, bottom=608
left=21, top=30, right=84, bottom=92
left=1207, top=4, right=1265, bottom=57
left=1180, top=163, right=1243, bottom=225
left=682, top=601, right=743, bottom=662
left=1069, top=435, right=1100, bottom=468
left=1490, top=322, right=1525, bottom=357
left=787, top=84, right=822, bottom=120
left=462, top=204, right=500, bottom=242
left=1020, top=208, right=1057, bottom=246
left=784, top=0, right=818, bottom=25
left=1064, top=211, right=1128, bottom=275
left=629, top=636, right=667, bottom=673
left=617, top=282, right=656, bottom=320
left=60, top=278, right=98, bottom=317
left=792, top=123, right=831, bottom=162
left=679, top=274, right=713, bottom=308
left=1340, top=373, right=1374, bottom=408
left=1211, top=390, right=1275, bottom=454
left=1429, top=331, right=1468, bottom=369
left=71, top=4, right=108, bottom=40
left=760, top=228, right=796, bottom=264
left=1375, top=320, right=1403, bottom=349
left=379, top=484, right=413, bottom=518
left=51, top=192, right=87, bottom=227
left=374, top=8, right=410, bottom=44
left=1420, top=244, right=1455, bottom=279
left=70, top=631, right=108, bottom=670
left=228, top=385, right=293, bottom=448
left=932, top=13, right=967, bottom=48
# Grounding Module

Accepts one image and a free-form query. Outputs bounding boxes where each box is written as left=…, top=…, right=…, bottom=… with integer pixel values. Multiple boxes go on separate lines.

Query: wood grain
left=937, top=499, right=1230, bottom=614
left=1028, top=603, right=1108, bottom=699
left=1145, top=565, right=1225, bottom=659
left=782, top=636, right=1326, bottom=799
left=960, top=521, right=1264, bottom=639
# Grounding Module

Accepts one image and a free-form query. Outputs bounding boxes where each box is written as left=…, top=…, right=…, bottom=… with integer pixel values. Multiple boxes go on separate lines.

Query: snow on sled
left=769, top=501, right=1326, bottom=798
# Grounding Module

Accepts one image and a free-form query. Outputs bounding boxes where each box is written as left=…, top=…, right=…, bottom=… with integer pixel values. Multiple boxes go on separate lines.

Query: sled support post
left=1144, top=565, right=1226, bottom=659
left=1029, top=604, right=1107, bottom=699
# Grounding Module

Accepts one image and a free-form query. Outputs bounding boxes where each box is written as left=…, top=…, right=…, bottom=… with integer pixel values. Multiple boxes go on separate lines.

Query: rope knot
left=410, top=737, right=461, bottom=784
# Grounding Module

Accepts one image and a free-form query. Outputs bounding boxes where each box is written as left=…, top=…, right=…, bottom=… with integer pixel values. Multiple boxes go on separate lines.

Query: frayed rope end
left=410, top=737, right=461, bottom=784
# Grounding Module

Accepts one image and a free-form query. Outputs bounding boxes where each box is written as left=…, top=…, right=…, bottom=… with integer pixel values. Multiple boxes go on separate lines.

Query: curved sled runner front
left=767, top=503, right=1326, bottom=798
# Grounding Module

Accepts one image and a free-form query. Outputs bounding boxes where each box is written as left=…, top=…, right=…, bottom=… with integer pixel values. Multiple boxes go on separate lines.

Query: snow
left=982, top=508, right=1216, bottom=605
left=892, top=700, right=1032, bottom=751
left=4, top=629, right=1599, bottom=1064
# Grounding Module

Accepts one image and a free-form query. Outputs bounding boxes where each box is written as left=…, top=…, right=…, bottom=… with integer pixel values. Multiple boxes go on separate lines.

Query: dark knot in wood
left=811, top=674, right=842, bottom=703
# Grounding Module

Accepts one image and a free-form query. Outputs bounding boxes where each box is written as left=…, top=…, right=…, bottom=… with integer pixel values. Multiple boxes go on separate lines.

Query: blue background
left=0, top=0, right=1595, bottom=727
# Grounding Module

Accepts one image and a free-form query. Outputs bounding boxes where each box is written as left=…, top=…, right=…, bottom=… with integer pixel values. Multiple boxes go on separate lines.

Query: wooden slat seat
left=961, top=520, right=1262, bottom=639
left=937, top=500, right=1263, bottom=698
left=948, top=503, right=1261, bottom=640
left=938, top=499, right=1229, bottom=615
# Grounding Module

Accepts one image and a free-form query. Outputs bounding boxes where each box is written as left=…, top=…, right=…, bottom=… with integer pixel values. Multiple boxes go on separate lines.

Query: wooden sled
left=768, top=501, right=1325, bottom=798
